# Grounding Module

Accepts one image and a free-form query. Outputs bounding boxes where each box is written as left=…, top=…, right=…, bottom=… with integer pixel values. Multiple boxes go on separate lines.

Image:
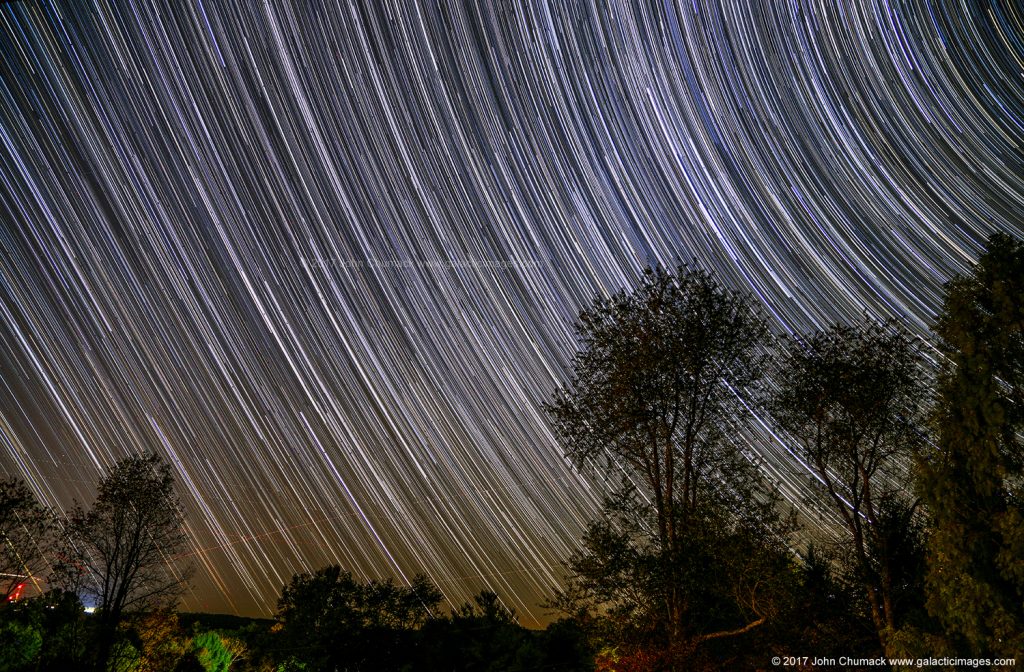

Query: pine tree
left=919, top=233, right=1024, bottom=655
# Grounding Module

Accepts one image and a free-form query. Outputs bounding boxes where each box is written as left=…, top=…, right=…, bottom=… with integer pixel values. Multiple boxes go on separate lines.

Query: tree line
left=544, top=233, right=1023, bottom=670
left=0, top=233, right=1021, bottom=671
left=0, top=456, right=592, bottom=671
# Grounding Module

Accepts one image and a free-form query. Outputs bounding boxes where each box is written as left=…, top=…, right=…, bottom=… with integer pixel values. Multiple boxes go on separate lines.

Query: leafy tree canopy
left=770, top=319, right=930, bottom=651
left=546, top=266, right=796, bottom=665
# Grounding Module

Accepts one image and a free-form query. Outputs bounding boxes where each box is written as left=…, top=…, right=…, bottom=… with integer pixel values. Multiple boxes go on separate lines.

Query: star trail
left=1, top=1, right=1023, bottom=623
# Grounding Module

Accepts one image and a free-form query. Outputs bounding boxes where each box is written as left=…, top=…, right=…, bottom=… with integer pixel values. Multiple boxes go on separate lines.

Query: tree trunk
left=93, top=621, right=116, bottom=672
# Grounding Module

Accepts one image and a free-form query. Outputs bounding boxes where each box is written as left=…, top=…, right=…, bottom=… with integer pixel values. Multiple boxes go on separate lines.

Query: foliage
left=0, top=593, right=255, bottom=672
left=417, top=590, right=592, bottom=672
left=108, top=637, right=142, bottom=672
left=770, top=319, right=930, bottom=651
left=272, top=572, right=591, bottom=672
left=545, top=266, right=772, bottom=539
left=534, top=618, right=594, bottom=672
left=53, top=453, right=192, bottom=671
left=452, top=589, right=517, bottom=623
left=0, top=588, right=88, bottom=671
left=545, top=265, right=796, bottom=664
left=774, top=545, right=879, bottom=657
left=192, top=630, right=235, bottom=672
left=275, top=566, right=442, bottom=671
left=272, top=659, right=306, bottom=672
left=0, top=618, right=43, bottom=672
left=918, top=232, right=1024, bottom=655
left=0, top=477, right=50, bottom=598
left=126, top=610, right=189, bottom=672
left=550, top=494, right=798, bottom=669
left=174, top=653, right=206, bottom=672
left=216, top=622, right=276, bottom=672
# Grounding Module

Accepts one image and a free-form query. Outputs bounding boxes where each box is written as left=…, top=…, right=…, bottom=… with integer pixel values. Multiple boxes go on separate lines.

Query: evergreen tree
left=191, top=631, right=233, bottom=672
left=919, top=233, right=1024, bottom=655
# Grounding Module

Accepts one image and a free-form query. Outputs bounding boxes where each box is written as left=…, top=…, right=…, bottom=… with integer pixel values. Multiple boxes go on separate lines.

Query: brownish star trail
left=1, top=1, right=1022, bottom=623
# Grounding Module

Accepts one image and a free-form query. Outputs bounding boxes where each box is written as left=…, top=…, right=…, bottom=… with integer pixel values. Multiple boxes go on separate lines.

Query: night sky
left=1, top=1, right=1023, bottom=623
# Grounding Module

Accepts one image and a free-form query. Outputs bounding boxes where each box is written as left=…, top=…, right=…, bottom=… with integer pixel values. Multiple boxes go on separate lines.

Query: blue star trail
left=1, top=1, right=1022, bottom=623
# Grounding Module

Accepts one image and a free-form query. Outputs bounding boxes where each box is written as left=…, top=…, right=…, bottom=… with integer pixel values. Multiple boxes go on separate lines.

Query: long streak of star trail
left=1, top=1, right=1022, bottom=622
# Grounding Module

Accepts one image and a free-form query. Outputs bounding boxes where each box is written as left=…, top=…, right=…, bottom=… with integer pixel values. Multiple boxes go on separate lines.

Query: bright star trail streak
left=1, top=1, right=1023, bottom=622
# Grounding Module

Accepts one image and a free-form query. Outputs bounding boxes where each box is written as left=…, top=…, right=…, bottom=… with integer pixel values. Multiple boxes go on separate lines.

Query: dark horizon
left=2, top=0, right=1023, bottom=625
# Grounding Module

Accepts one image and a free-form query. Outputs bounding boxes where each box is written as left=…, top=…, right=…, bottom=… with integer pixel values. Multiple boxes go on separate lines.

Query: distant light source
left=84, top=606, right=96, bottom=614
left=6, top=583, right=26, bottom=602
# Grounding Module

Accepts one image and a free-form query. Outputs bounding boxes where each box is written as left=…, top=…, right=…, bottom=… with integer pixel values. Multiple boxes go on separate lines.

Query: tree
left=55, top=453, right=192, bottom=671
left=431, top=590, right=525, bottom=671
left=452, top=590, right=517, bottom=624
left=0, top=618, right=42, bottom=672
left=126, top=610, right=189, bottom=672
left=275, top=566, right=443, bottom=671
left=416, top=590, right=593, bottom=672
left=22, top=589, right=89, bottom=672
left=777, top=545, right=879, bottom=658
left=0, top=589, right=90, bottom=672
left=0, top=478, right=50, bottom=598
left=191, top=630, right=236, bottom=672
left=545, top=266, right=794, bottom=663
left=918, top=233, right=1024, bottom=655
left=533, top=618, right=594, bottom=672
left=770, top=320, right=928, bottom=652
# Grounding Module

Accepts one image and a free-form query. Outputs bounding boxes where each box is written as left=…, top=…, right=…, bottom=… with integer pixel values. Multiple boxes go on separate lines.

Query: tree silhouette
left=770, top=319, right=928, bottom=653
left=545, top=266, right=794, bottom=663
left=276, top=565, right=443, bottom=671
left=919, top=233, right=1024, bottom=655
left=417, top=589, right=593, bottom=672
left=0, top=478, right=50, bottom=599
left=54, top=453, right=191, bottom=671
